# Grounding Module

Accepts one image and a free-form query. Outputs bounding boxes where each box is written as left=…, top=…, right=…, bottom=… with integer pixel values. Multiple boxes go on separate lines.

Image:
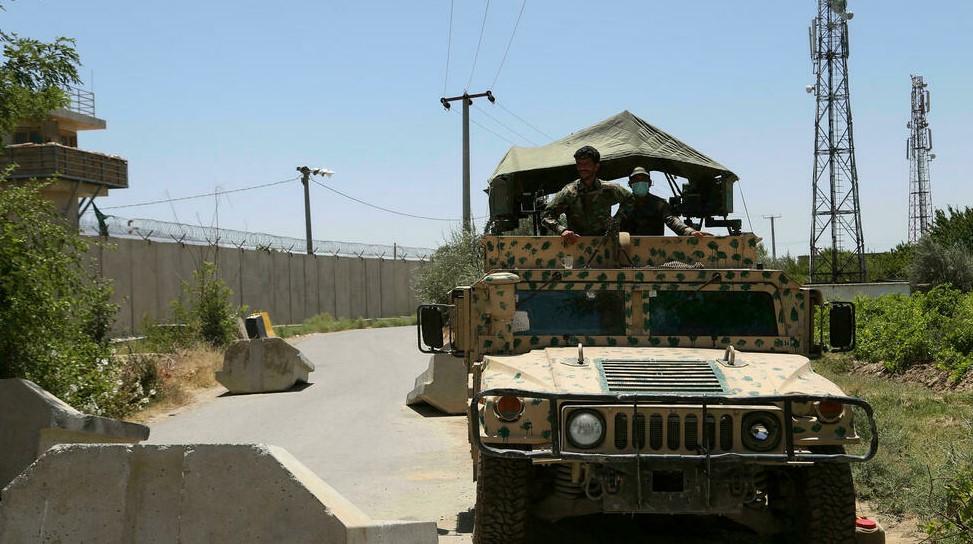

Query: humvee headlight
left=494, top=396, right=524, bottom=422
left=741, top=412, right=781, bottom=452
left=815, top=400, right=845, bottom=423
left=566, top=410, right=605, bottom=449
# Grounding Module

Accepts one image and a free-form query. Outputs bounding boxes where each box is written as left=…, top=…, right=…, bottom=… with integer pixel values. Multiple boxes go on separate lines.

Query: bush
left=854, top=286, right=973, bottom=378
left=0, top=182, right=123, bottom=415
left=412, top=228, right=484, bottom=304
left=909, top=237, right=973, bottom=292
left=145, top=261, right=241, bottom=350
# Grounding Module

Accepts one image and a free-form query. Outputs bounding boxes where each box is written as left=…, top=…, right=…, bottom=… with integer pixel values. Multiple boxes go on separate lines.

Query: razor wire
left=79, top=215, right=435, bottom=260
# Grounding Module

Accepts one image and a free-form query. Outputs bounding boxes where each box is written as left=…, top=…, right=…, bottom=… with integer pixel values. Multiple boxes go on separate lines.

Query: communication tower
left=807, top=0, right=866, bottom=283
left=907, top=75, right=935, bottom=242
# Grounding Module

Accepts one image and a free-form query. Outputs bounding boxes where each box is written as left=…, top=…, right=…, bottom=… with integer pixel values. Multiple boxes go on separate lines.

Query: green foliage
left=816, top=357, right=973, bottom=542
left=412, top=228, right=484, bottom=304
left=276, top=313, right=416, bottom=338
left=929, top=206, right=973, bottom=253
left=854, top=286, right=973, bottom=377
left=866, top=242, right=914, bottom=282
left=0, top=30, right=80, bottom=135
left=909, top=236, right=973, bottom=292
left=0, top=181, right=125, bottom=415
left=146, top=262, right=241, bottom=350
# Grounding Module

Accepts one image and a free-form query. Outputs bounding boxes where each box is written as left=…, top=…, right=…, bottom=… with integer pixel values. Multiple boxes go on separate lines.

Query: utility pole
left=296, top=166, right=335, bottom=255
left=440, top=90, right=495, bottom=231
left=763, top=215, right=782, bottom=260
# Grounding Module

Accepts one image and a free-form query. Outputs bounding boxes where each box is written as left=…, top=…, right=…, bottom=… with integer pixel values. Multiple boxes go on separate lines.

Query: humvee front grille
left=593, top=408, right=738, bottom=453
left=599, top=359, right=725, bottom=394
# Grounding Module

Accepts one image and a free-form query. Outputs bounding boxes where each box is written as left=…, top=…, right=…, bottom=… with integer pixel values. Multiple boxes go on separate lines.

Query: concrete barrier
left=810, top=281, right=911, bottom=301
left=216, top=337, right=315, bottom=394
left=0, top=443, right=437, bottom=543
left=0, top=378, right=150, bottom=491
left=406, top=354, right=468, bottom=415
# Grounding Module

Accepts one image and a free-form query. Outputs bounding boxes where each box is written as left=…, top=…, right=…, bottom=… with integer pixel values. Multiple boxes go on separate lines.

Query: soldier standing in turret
left=615, top=167, right=707, bottom=237
left=541, top=146, right=630, bottom=245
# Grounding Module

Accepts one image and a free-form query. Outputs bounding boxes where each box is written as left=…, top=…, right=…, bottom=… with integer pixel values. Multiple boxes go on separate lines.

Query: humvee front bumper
left=472, top=389, right=878, bottom=464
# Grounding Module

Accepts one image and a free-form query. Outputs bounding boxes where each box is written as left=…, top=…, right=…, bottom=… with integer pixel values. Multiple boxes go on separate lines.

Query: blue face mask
left=631, top=181, right=650, bottom=197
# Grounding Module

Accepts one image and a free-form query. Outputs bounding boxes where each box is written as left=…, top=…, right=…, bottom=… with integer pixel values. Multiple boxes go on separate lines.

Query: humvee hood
left=481, top=347, right=844, bottom=398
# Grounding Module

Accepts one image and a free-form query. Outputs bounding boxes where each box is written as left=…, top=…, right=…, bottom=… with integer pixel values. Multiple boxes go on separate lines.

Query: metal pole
left=298, top=166, right=313, bottom=255
left=462, top=95, right=471, bottom=231
left=763, top=215, right=781, bottom=261
left=440, top=90, right=495, bottom=232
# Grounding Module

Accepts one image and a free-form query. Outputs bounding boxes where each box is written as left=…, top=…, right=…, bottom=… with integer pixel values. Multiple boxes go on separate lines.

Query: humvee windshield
left=512, top=288, right=779, bottom=338
left=649, top=290, right=778, bottom=336
left=514, top=291, right=626, bottom=336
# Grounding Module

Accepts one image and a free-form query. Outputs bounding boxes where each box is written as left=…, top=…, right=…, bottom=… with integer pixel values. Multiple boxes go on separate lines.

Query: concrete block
left=0, top=378, right=149, bottom=491
left=405, top=354, right=469, bottom=415
left=0, top=444, right=437, bottom=544
left=215, top=337, right=315, bottom=394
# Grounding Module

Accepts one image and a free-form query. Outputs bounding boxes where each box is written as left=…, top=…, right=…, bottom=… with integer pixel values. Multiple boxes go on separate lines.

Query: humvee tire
left=473, top=454, right=531, bottom=544
left=791, top=447, right=857, bottom=544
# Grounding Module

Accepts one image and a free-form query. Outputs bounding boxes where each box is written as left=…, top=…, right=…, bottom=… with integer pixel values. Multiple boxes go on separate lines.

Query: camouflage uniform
left=541, top=179, right=631, bottom=236
left=615, top=194, right=696, bottom=236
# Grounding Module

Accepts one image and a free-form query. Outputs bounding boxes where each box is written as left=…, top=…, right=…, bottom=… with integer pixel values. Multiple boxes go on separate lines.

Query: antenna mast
left=907, top=75, right=935, bottom=242
left=807, top=0, right=866, bottom=283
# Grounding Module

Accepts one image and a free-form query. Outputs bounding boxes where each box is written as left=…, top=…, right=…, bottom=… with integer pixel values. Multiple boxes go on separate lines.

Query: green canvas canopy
left=487, top=110, right=737, bottom=199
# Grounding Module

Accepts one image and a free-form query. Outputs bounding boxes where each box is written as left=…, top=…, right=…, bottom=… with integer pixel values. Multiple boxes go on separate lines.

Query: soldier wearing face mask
left=614, top=167, right=705, bottom=237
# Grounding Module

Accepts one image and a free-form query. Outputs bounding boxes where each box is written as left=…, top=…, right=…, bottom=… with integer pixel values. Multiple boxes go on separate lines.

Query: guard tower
left=0, top=85, right=128, bottom=226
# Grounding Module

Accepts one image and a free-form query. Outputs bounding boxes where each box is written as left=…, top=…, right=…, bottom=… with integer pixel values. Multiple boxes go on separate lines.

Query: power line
left=450, top=105, right=516, bottom=145
left=495, top=99, right=554, bottom=141
left=311, top=178, right=469, bottom=222
left=101, top=177, right=299, bottom=210
left=442, top=0, right=454, bottom=96
left=473, top=102, right=537, bottom=145
left=737, top=180, right=754, bottom=233
left=465, top=0, right=491, bottom=90
left=489, top=0, right=527, bottom=90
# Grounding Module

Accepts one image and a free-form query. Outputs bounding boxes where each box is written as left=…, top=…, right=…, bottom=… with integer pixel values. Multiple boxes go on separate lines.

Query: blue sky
left=4, top=0, right=971, bottom=255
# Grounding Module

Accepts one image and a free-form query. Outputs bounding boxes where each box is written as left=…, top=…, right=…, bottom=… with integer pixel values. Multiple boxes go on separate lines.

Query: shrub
left=854, top=294, right=933, bottom=372
left=909, top=237, right=973, bottom=292
left=412, top=228, right=484, bottom=304
left=0, top=181, right=122, bottom=415
left=146, top=261, right=241, bottom=350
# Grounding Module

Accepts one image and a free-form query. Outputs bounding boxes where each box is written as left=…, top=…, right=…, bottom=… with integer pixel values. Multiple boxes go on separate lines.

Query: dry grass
left=126, top=344, right=224, bottom=423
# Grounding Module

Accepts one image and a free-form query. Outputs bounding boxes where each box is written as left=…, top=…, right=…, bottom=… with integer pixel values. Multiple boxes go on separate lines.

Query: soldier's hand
left=690, top=231, right=712, bottom=238
left=561, top=230, right=581, bottom=245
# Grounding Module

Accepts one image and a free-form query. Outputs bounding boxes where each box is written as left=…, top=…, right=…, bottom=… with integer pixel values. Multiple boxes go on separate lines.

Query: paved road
left=149, top=327, right=475, bottom=537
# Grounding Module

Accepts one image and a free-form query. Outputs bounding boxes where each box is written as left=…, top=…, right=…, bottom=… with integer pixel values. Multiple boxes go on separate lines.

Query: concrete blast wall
left=0, top=444, right=437, bottom=544
left=86, top=237, right=423, bottom=335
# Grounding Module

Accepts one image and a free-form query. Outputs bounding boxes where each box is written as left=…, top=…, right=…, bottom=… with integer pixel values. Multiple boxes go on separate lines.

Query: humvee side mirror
left=417, top=304, right=453, bottom=354
left=826, top=302, right=856, bottom=352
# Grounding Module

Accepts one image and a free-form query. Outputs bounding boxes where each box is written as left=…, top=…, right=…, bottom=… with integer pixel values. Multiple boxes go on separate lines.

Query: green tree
left=0, top=181, right=120, bottom=413
left=412, top=228, right=484, bottom=304
left=929, top=206, right=973, bottom=252
left=0, top=18, right=81, bottom=135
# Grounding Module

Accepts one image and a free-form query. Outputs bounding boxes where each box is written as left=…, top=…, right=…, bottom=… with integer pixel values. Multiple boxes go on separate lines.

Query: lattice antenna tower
left=807, top=0, right=866, bottom=283
left=907, top=75, right=935, bottom=242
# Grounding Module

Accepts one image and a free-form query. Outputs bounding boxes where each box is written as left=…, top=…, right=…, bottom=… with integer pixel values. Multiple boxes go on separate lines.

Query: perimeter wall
left=86, top=237, right=422, bottom=336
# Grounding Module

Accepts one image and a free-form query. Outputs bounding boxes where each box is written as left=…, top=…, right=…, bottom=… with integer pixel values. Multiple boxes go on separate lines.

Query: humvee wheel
left=789, top=448, right=857, bottom=544
left=473, top=454, right=531, bottom=544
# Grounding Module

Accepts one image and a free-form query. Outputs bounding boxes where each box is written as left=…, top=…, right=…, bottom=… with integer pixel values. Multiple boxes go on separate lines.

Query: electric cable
left=489, top=0, right=527, bottom=90
left=495, top=99, right=555, bottom=141
left=737, top=180, right=754, bottom=233
left=101, top=177, right=299, bottom=210
left=443, top=0, right=454, bottom=96
left=465, top=0, right=491, bottom=90
left=473, top=102, right=537, bottom=145
left=311, top=178, right=484, bottom=222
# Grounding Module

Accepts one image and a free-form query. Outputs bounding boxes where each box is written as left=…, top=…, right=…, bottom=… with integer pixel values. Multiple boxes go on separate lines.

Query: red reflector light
left=855, top=517, right=877, bottom=530
left=816, top=400, right=844, bottom=422
left=494, top=396, right=524, bottom=422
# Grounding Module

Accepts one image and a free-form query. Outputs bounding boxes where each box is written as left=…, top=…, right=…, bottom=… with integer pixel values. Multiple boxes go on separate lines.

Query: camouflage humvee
left=417, top=112, right=878, bottom=543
